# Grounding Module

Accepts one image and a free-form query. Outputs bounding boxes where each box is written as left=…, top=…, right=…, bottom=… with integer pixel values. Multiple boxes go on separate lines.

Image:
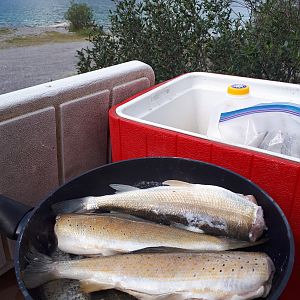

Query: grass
left=3, top=31, right=87, bottom=48
left=0, top=27, right=15, bottom=36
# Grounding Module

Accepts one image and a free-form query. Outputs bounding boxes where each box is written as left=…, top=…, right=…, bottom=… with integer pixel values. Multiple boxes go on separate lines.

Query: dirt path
left=0, top=40, right=90, bottom=94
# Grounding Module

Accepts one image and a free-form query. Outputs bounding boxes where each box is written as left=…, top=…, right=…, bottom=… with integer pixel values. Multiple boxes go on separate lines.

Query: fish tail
left=22, top=249, right=58, bottom=289
left=52, top=197, right=92, bottom=214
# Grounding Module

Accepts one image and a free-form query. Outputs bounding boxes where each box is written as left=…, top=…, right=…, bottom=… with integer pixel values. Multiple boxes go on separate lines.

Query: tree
left=77, top=0, right=300, bottom=83
left=209, top=0, right=300, bottom=83
left=77, top=0, right=230, bottom=81
left=65, top=1, right=94, bottom=32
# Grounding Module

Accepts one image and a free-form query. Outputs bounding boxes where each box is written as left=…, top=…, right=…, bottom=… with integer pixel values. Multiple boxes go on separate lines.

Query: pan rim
left=14, top=156, right=295, bottom=300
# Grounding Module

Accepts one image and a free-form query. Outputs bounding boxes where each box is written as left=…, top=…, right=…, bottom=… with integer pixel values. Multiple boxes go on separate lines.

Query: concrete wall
left=0, top=61, right=155, bottom=274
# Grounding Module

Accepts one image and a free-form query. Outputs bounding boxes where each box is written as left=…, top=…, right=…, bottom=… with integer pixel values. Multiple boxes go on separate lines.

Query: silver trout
left=54, top=214, right=263, bottom=256
left=52, top=180, right=266, bottom=241
left=22, top=251, right=275, bottom=300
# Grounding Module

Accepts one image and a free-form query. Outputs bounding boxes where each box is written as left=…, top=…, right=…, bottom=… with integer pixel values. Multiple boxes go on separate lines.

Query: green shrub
left=77, top=0, right=300, bottom=83
left=76, top=0, right=227, bottom=80
left=65, top=1, right=95, bottom=32
left=209, top=0, right=300, bottom=83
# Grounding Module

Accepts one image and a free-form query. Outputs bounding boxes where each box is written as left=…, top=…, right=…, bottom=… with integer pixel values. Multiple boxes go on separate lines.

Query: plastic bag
left=207, top=102, right=300, bottom=159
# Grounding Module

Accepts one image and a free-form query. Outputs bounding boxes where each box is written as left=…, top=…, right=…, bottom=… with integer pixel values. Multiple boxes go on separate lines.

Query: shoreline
left=0, top=23, right=89, bottom=49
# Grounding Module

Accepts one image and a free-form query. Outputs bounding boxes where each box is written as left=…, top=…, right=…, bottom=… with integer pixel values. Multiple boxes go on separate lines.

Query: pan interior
left=15, top=158, right=293, bottom=300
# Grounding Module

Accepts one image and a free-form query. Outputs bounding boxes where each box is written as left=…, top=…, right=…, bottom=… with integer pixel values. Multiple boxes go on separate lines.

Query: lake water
left=0, top=0, right=248, bottom=28
left=0, top=0, right=115, bottom=28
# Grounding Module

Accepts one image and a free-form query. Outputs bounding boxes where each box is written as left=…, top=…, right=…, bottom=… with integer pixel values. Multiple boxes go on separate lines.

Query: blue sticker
left=231, top=84, right=247, bottom=89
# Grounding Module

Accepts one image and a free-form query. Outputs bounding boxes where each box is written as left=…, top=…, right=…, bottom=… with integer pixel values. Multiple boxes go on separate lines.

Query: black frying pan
left=0, top=157, right=294, bottom=299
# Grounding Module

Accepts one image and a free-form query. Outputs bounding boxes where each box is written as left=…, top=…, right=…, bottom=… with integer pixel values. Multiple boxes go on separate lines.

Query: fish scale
left=22, top=251, right=275, bottom=300
left=53, top=180, right=265, bottom=241
left=54, top=214, right=263, bottom=256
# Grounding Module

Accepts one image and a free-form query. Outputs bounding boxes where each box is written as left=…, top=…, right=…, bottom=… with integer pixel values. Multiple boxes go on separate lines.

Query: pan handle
left=0, top=195, right=32, bottom=240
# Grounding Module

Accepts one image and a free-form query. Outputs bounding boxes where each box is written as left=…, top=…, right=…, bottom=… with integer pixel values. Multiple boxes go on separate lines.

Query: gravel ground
left=0, top=40, right=90, bottom=95
left=0, top=25, right=90, bottom=95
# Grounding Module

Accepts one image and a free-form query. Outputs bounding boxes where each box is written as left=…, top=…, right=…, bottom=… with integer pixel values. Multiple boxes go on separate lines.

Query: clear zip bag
left=207, top=102, right=300, bottom=159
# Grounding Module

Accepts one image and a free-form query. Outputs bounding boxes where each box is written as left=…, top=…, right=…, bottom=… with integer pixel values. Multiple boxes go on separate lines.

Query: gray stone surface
left=0, top=107, right=58, bottom=206
left=0, top=61, right=155, bottom=272
left=112, top=77, right=151, bottom=106
left=0, top=61, right=155, bottom=122
left=60, top=90, right=110, bottom=181
left=0, top=41, right=90, bottom=95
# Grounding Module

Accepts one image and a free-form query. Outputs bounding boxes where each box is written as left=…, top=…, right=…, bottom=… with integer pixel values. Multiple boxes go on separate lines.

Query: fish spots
left=231, top=269, right=234, bottom=272
left=193, top=274, right=196, bottom=277
left=241, top=266, right=243, bottom=269
left=219, top=270, right=222, bottom=272
left=222, top=264, right=225, bottom=267
left=253, top=269, right=255, bottom=272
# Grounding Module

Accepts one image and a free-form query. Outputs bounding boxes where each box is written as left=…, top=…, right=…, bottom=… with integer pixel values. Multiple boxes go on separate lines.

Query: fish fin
left=163, top=180, right=193, bottom=187
left=95, top=248, right=123, bottom=256
left=110, top=184, right=140, bottom=193
left=230, top=286, right=265, bottom=299
left=80, top=280, right=114, bottom=293
left=108, top=211, right=153, bottom=223
left=170, top=222, right=204, bottom=233
left=22, top=248, right=57, bottom=289
left=131, top=246, right=187, bottom=254
left=52, top=197, right=91, bottom=214
left=123, top=289, right=186, bottom=300
left=192, top=289, right=232, bottom=299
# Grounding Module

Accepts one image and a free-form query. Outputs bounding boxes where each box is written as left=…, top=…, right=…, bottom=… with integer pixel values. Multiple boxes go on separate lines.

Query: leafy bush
left=65, top=1, right=95, bottom=32
left=77, top=0, right=300, bottom=83
left=76, top=0, right=225, bottom=80
left=209, top=0, right=300, bottom=83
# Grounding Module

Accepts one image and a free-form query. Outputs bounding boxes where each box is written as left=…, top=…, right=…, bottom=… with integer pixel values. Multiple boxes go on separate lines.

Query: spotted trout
left=22, top=251, right=275, bottom=299
left=54, top=214, right=263, bottom=256
left=52, top=180, right=266, bottom=241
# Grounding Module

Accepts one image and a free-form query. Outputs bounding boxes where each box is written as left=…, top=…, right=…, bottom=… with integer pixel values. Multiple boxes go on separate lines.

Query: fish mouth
left=249, top=206, right=267, bottom=242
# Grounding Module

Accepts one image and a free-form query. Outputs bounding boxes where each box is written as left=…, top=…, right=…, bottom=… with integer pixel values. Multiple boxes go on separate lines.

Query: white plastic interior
left=116, top=72, right=300, bottom=162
